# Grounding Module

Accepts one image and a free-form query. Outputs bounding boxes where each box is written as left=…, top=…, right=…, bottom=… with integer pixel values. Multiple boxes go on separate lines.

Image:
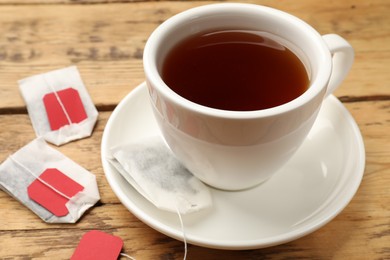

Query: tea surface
left=162, top=30, right=309, bottom=111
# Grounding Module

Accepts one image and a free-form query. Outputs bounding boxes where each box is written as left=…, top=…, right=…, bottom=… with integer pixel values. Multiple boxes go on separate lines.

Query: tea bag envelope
left=109, top=136, right=212, bottom=214
left=0, top=138, right=100, bottom=223
left=18, top=66, right=98, bottom=146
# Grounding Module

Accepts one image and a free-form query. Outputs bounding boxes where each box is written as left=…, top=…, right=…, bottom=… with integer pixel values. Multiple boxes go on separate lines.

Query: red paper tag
left=71, top=230, right=124, bottom=260
left=27, top=168, right=84, bottom=217
left=43, top=87, right=87, bottom=131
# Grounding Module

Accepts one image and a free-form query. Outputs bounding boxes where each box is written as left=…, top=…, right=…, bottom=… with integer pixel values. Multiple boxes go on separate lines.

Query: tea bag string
left=118, top=206, right=187, bottom=260
left=120, top=253, right=136, bottom=259
left=175, top=204, right=188, bottom=260
left=42, top=75, right=73, bottom=126
left=9, top=155, right=72, bottom=201
left=113, top=206, right=186, bottom=260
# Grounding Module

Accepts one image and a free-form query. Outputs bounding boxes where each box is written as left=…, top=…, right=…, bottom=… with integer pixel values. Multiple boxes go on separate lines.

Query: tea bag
left=18, top=66, right=98, bottom=146
left=71, top=230, right=124, bottom=260
left=71, top=230, right=135, bottom=260
left=109, top=136, right=212, bottom=214
left=0, top=138, right=100, bottom=223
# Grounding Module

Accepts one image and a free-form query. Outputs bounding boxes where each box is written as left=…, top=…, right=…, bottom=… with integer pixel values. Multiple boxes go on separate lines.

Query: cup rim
left=143, top=3, right=332, bottom=119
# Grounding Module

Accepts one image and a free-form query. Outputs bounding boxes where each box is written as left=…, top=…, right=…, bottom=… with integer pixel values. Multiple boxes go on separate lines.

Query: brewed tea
left=162, top=30, right=309, bottom=111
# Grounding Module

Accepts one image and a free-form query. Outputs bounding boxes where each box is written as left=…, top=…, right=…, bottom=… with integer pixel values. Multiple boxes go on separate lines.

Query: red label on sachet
left=43, top=87, right=87, bottom=130
left=71, top=230, right=124, bottom=260
left=27, top=168, right=84, bottom=217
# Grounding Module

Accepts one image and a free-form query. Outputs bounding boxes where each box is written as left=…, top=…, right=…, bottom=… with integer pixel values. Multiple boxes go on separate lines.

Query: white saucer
left=101, top=82, right=365, bottom=250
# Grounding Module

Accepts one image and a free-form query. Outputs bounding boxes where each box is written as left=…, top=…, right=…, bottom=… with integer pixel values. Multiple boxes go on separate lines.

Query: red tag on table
left=27, top=168, right=84, bottom=217
left=71, top=230, right=124, bottom=260
left=43, top=87, right=87, bottom=130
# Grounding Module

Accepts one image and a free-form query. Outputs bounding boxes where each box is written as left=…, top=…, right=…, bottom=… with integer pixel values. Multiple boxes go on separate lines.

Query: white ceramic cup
left=143, top=3, right=354, bottom=190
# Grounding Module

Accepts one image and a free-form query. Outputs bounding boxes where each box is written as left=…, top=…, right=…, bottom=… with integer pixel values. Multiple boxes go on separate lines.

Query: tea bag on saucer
left=109, top=136, right=212, bottom=214
left=0, top=138, right=100, bottom=223
left=18, top=66, right=98, bottom=146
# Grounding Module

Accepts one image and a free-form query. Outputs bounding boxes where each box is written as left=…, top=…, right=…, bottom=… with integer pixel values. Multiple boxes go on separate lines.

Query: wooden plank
left=0, top=99, right=389, bottom=259
left=0, top=226, right=184, bottom=260
left=0, top=0, right=389, bottom=259
left=0, top=0, right=389, bottom=110
left=0, top=112, right=119, bottom=204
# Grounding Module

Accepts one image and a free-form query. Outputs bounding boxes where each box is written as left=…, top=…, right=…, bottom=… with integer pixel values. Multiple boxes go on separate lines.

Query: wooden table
left=0, top=0, right=389, bottom=259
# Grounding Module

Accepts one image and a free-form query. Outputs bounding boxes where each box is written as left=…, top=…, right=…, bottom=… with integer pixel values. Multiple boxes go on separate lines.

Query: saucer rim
left=101, top=82, right=365, bottom=250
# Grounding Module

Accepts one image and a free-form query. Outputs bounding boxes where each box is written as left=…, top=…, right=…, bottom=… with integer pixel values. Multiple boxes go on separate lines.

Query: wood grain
left=0, top=0, right=389, bottom=259
left=0, top=101, right=389, bottom=259
left=0, top=1, right=389, bottom=110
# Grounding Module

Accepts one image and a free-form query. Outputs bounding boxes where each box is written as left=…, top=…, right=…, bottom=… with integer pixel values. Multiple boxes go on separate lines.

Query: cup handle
left=322, top=34, right=354, bottom=97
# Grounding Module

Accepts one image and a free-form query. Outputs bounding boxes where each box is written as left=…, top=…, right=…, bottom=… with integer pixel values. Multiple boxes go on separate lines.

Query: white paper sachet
left=0, top=138, right=100, bottom=223
left=18, top=66, right=98, bottom=146
left=109, top=136, right=212, bottom=214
